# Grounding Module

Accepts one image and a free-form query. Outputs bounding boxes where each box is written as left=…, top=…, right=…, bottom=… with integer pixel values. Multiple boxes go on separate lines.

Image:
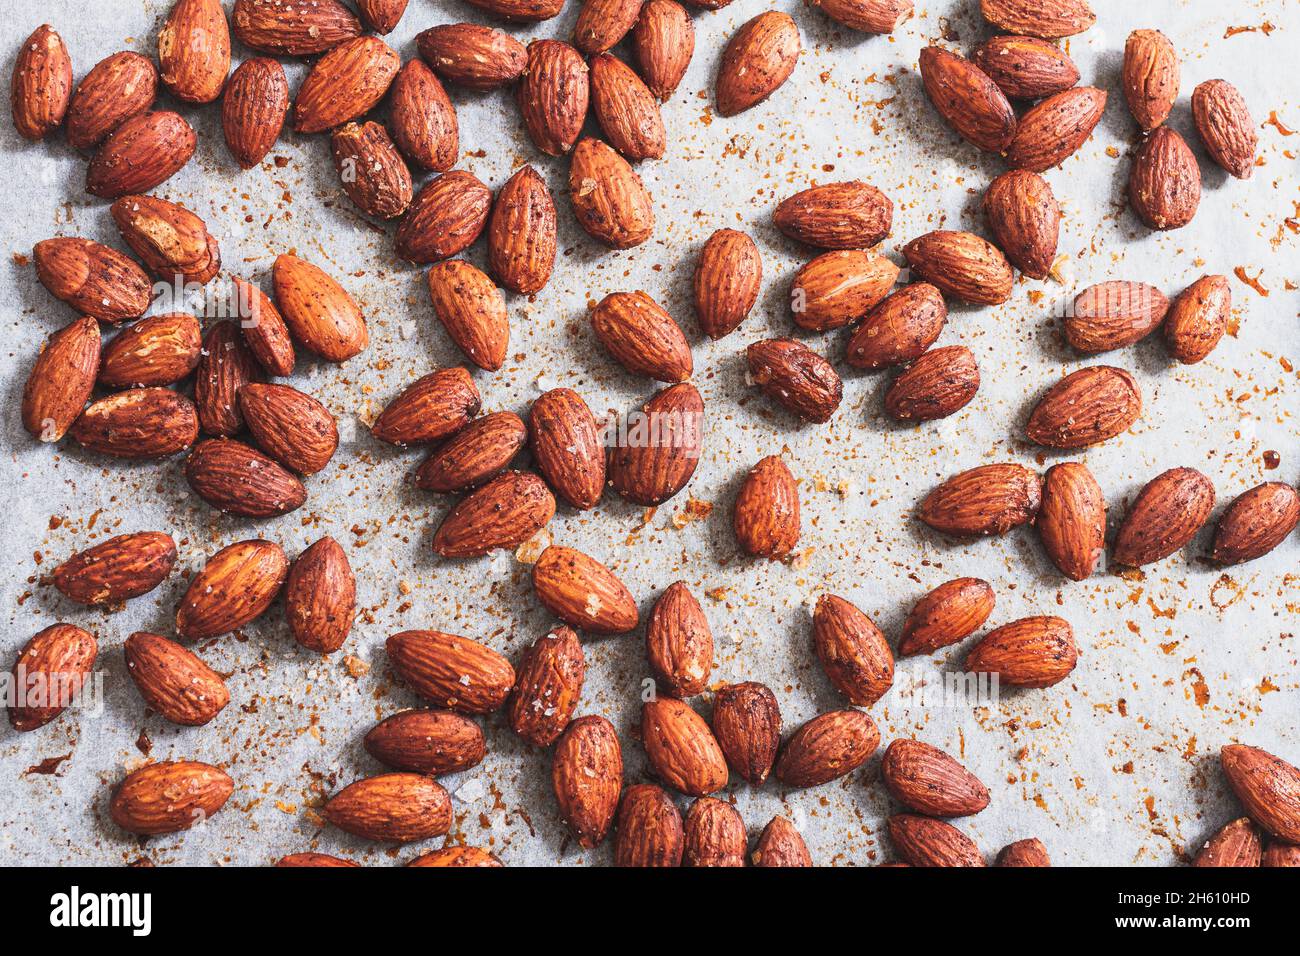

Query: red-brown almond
left=972, top=35, right=1079, bottom=101
left=238, top=383, right=338, bottom=476
left=86, top=110, right=196, bottom=199
left=1193, top=817, right=1262, bottom=868
left=1005, top=87, right=1107, bottom=173
left=1066, top=281, right=1169, bottom=354
left=124, top=632, right=229, bottom=726
left=272, top=254, right=369, bottom=362
left=232, top=0, right=362, bottom=56
left=1129, top=126, right=1201, bottom=231
left=99, top=313, right=202, bottom=389
left=432, top=471, right=556, bottom=558
left=389, top=59, right=458, bottom=173
left=694, top=228, right=761, bottom=339
left=1262, top=844, right=1300, bottom=867
left=984, top=170, right=1059, bottom=279
left=69, top=388, right=199, bottom=459
left=1113, top=467, right=1215, bottom=567
left=465, top=0, right=566, bottom=21
left=232, top=277, right=295, bottom=377
left=997, top=838, right=1052, bottom=866
left=643, top=697, right=730, bottom=797
left=277, top=853, right=360, bottom=868
left=569, top=137, right=656, bottom=248
left=532, top=545, right=638, bottom=634
left=387, top=630, right=515, bottom=714
left=396, top=170, right=492, bottom=265
left=553, top=715, right=623, bottom=848
left=8, top=624, right=97, bottom=731
left=808, top=0, right=913, bottom=34
left=1036, top=461, right=1106, bottom=581
left=883, top=739, right=990, bottom=817
left=575, top=0, right=643, bottom=55
left=65, top=51, right=158, bottom=151
left=590, top=53, right=666, bottom=162
left=357, top=0, right=409, bottom=33
left=194, top=320, right=260, bottom=436
left=53, top=531, right=177, bottom=606
left=323, top=773, right=451, bottom=843
left=1026, top=365, right=1142, bottom=448
left=174, top=538, right=288, bottom=641
left=110, top=761, right=233, bottom=835
left=426, top=260, right=510, bottom=371
left=734, top=455, right=801, bottom=559
left=889, top=813, right=985, bottom=866
left=507, top=626, right=585, bottom=747
left=591, top=290, right=692, bottom=383
left=776, top=709, right=880, bottom=788
left=607, top=381, right=704, bottom=505
left=903, top=231, right=1013, bottom=305
left=372, top=367, right=481, bottom=446
left=518, top=40, right=588, bottom=156
left=633, top=0, right=695, bottom=101
left=158, top=0, right=231, bottom=105
left=792, top=249, right=899, bottom=332
left=965, top=616, right=1078, bottom=688
left=184, top=437, right=306, bottom=518
left=416, top=411, right=527, bottom=493
left=716, top=12, right=801, bottom=117
left=898, top=577, right=995, bottom=657
left=845, top=283, right=947, bottom=370
left=812, top=594, right=894, bottom=707
left=22, top=316, right=100, bottom=442
left=530, top=388, right=605, bottom=510
left=774, top=180, right=893, bottom=250
left=1220, top=744, right=1300, bottom=844
left=646, top=582, right=713, bottom=698
left=615, top=784, right=683, bottom=867
left=331, top=121, right=412, bottom=220
left=293, top=36, right=399, bottom=134
left=979, top=0, right=1095, bottom=39
left=32, top=237, right=151, bottom=323
left=683, top=797, right=746, bottom=867
left=884, top=345, right=980, bottom=422
left=1213, top=482, right=1300, bottom=566
left=752, top=816, right=812, bottom=867
left=365, top=709, right=486, bottom=776
left=918, top=463, right=1041, bottom=537
left=1122, top=29, right=1178, bottom=131
left=1164, top=274, right=1230, bottom=365
left=407, top=847, right=502, bottom=868
left=746, top=338, right=843, bottom=424
left=711, top=681, right=781, bottom=786
left=488, top=165, right=557, bottom=295
left=283, top=537, right=355, bottom=654
left=918, top=46, right=1017, bottom=153
left=1193, top=79, right=1258, bottom=179
left=416, top=24, right=527, bottom=91
left=11, top=24, right=71, bottom=141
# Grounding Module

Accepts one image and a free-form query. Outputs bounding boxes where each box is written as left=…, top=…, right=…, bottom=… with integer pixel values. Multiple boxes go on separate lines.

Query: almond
left=331, top=121, right=413, bottom=219
left=996, top=838, right=1051, bottom=867
left=238, top=382, right=338, bottom=475
left=323, top=773, right=452, bottom=843
left=1113, top=467, right=1215, bottom=567
left=276, top=854, right=360, bottom=868
left=1213, top=482, right=1300, bottom=566
left=903, top=231, right=1014, bottom=305
left=124, top=632, right=229, bottom=726
left=845, top=283, right=947, bottom=370
left=1193, top=818, right=1261, bottom=867
left=22, top=316, right=100, bottom=442
left=972, top=35, right=1079, bottom=100
left=1005, top=87, right=1107, bottom=172
left=1122, top=29, right=1178, bottom=131
left=158, top=0, right=231, bottom=104
left=1193, top=79, right=1258, bottom=179
left=416, top=24, right=527, bottom=91
left=388, top=59, right=458, bottom=173
left=232, top=277, right=295, bottom=376
left=488, top=165, right=557, bottom=295
left=427, top=260, right=510, bottom=371
left=979, top=0, right=1095, bottom=38
left=792, top=249, right=899, bottom=331
left=387, top=629, right=514, bottom=714
left=408, top=847, right=502, bottom=868
left=1129, top=126, right=1201, bottom=231
left=646, top=582, right=714, bottom=698
left=591, top=290, right=692, bottom=383
left=195, top=320, right=261, bottom=436
left=898, top=577, right=995, bottom=657
left=65, top=51, right=158, bottom=151
left=746, top=338, right=843, bottom=424
left=530, top=388, right=605, bottom=510
left=175, top=539, right=287, bottom=640
left=518, top=40, right=588, bottom=156
left=110, top=194, right=220, bottom=285
left=917, top=463, right=1041, bottom=537
left=553, top=715, right=623, bottom=848
left=432, top=471, right=556, bottom=558
left=33, top=237, right=151, bottom=323
left=1263, top=843, right=1300, bottom=867
left=372, top=367, right=481, bottom=446
left=11, top=24, right=71, bottom=141
left=608, top=381, right=704, bottom=505
left=776, top=709, right=880, bottom=788
left=752, top=816, right=812, bottom=867
left=711, top=681, right=781, bottom=786
left=734, top=455, right=801, bottom=559
left=395, top=170, right=492, bottom=264
left=918, top=46, right=1017, bottom=153
left=69, top=388, right=199, bottom=459
left=615, top=784, right=683, bottom=867
left=883, top=739, right=990, bottom=817
left=1026, top=365, right=1141, bottom=448
left=1221, top=744, right=1300, bottom=844
left=965, top=615, right=1078, bottom=688
left=889, top=814, right=985, bottom=866
left=633, top=0, right=695, bottom=100
left=774, top=180, right=893, bottom=249
left=532, top=545, right=638, bottom=634
left=232, top=0, right=361, bottom=56
left=415, top=411, right=527, bottom=493
left=110, top=761, right=233, bottom=835
left=465, top=0, right=566, bottom=20
left=1164, top=274, right=1230, bottom=364
left=1036, top=461, right=1106, bottom=580
left=693, top=228, right=761, bottom=339
left=1066, top=281, right=1169, bottom=353
left=590, top=53, right=666, bottom=161
left=812, top=594, right=894, bottom=706
left=283, top=536, right=356, bottom=654
left=184, top=437, right=307, bottom=518
left=574, top=0, right=643, bottom=54
left=293, top=36, right=399, bottom=134
left=983, top=170, right=1059, bottom=279
left=272, top=254, right=369, bottom=361
left=884, top=345, right=980, bottom=422
left=365, top=709, right=486, bottom=776
left=569, top=137, right=656, bottom=248
left=808, top=0, right=913, bottom=33
left=643, top=697, right=728, bottom=797
left=357, top=0, right=409, bottom=33
left=86, top=110, right=196, bottom=199
left=683, top=798, right=746, bottom=867
left=8, top=624, right=97, bottom=731
left=52, top=531, right=177, bottom=606
left=507, top=626, right=585, bottom=747
left=716, top=11, right=801, bottom=116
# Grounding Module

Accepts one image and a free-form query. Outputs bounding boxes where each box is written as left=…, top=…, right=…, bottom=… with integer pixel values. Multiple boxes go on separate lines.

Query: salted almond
left=694, top=228, right=762, bottom=339
left=232, top=0, right=362, bottom=56
left=903, top=230, right=1014, bottom=305
left=507, top=626, right=585, bottom=746
left=1193, top=817, right=1261, bottom=868
left=642, top=697, right=729, bottom=797
left=232, top=277, right=295, bottom=376
left=569, top=137, right=655, bottom=248
left=615, top=784, right=683, bottom=867
left=1164, top=274, right=1230, bottom=364
left=1212, top=482, right=1300, bottom=566
left=408, top=847, right=502, bottom=868
left=8, top=624, right=97, bottom=731
left=32, top=237, right=151, bottom=323
left=415, top=411, right=527, bottom=493
left=792, top=249, right=899, bottom=331
left=11, top=24, right=72, bottom=141
left=1112, top=467, right=1215, bottom=567
left=1263, top=843, right=1300, bottom=867
left=533, top=545, right=638, bottom=634
left=387, top=630, right=514, bottom=714
left=323, top=773, right=451, bottom=843
left=979, top=0, right=1095, bottom=38
left=1066, top=281, right=1169, bottom=354
left=883, top=739, right=990, bottom=817
left=1025, top=365, right=1141, bottom=448
left=1122, top=29, right=1178, bottom=130
left=65, top=51, right=158, bottom=151
left=965, top=616, right=1078, bottom=688
left=716, top=11, right=801, bottom=116
left=372, top=367, right=481, bottom=446
left=884, top=345, right=980, bottom=422
left=808, top=0, right=913, bottom=33
left=553, top=715, right=623, bottom=848
left=591, top=290, right=692, bottom=383
left=752, top=816, right=812, bottom=867
left=575, top=0, right=643, bottom=54
left=746, top=338, right=842, bottom=423
left=917, top=463, right=1041, bottom=537
left=984, top=170, right=1059, bottom=279
left=683, top=798, right=746, bottom=867
left=357, top=0, right=409, bottom=33
left=272, top=254, right=368, bottom=362
left=389, top=59, right=458, bottom=173
left=973, top=35, right=1079, bottom=100
left=124, top=632, right=229, bottom=726
left=396, top=170, right=492, bottom=265
left=293, top=36, right=399, bottom=134
left=427, top=260, right=509, bottom=371
left=331, top=121, right=413, bottom=220
left=158, top=0, right=231, bottom=105
left=918, top=46, right=1016, bottom=153
left=283, top=537, right=356, bottom=654
left=194, top=320, right=261, bottom=437
left=646, top=582, right=714, bottom=698
left=530, top=388, right=605, bottom=510
left=22, top=316, right=100, bottom=442
left=1129, top=126, right=1201, bottom=231
left=1005, top=87, right=1107, bottom=172
left=432, top=470, right=556, bottom=557
left=591, top=53, right=666, bottom=161
left=86, top=110, right=196, bottom=199
left=110, top=195, right=219, bottom=285
left=1220, top=744, right=1300, bottom=844
left=898, top=577, right=995, bottom=657
left=110, top=762, right=233, bottom=835
left=175, top=539, right=287, bottom=640
left=774, top=180, right=893, bottom=249
left=365, top=709, right=486, bottom=776
left=465, top=0, right=566, bottom=21
left=775, top=709, right=879, bottom=788
left=69, top=388, right=199, bottom=459
left=711, top=681, right=780, bottom=786
left=734, top=455, right=801, bottom=559
left=488, top=165, right=557, bottom=295
left=812, top=594, right=894, bottom=706
left=997, top=838, right=1052, bottom=867
left=183, top=437, right=306, bottom=518
left=608, top=382, right=704, bottom=505
left=632, top=0, right=695, bottom=100
left=238, top=382, right=338, bottom=475
left=845, top=283, right=946, bottom=370
left=1036, top=462, right=1106, bottom=581
left=52, top=532, right=177, bottom=606
left=518, top=40, right=588, bottom=156
left=1193, top=79, right=1258, bottom=179
left=416, top=24, right=527, bottom=91
left=889, top=814, right=985, bottom=866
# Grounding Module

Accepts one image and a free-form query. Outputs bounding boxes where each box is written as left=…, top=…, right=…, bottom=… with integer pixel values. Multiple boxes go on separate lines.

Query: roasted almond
left=898, top=577, right=995, bottom=657
left=694, top=228, right=761, bottom=339
left=615, top=784, right=683, bottom=867
left=184, top=437, right=306, bottom=517
left=1122, top=29, right=1178, bottom=131
left=746, top=338, right=842, bottom=424
left=752, top=816, right=812, bottom=867
left=388, top=59, right=458, bottom=173
left=416, top=24, right=527, bottom=91
left=889, top=814, right=985, bottom=866
left=1066, top=281, right=1169, bottom=353
left=69, top=388, right=199, bottom=459
left=331, top=121, right=413, bottom=220
left=175, top=539, right=287, bottom=640
left=643, top=697, right=729, bottom=797
left=552, top=715, right=623, bottom=848
left=1164, top=274, right=1230, bottom=364
left=22, top=316, right=100, bottom=442
left=65, top=51, right=158, bottom=151
left=569, top=137, right=656, bottom=248
left=984, top=170, right=1059, bottom=279
left=884, top=345, right=980, bottom=422
left=715, top=11, right=801, bottom=116
left=1036, top=461, right=1106, bottom=580
left=1212, top=482, right=1300, bottom=566
left=776, top=709, right=880, bottom=788
left=1112, top=467, right=1215, bottom=567
left=965, top=615, right=1078, bottom=688
left=8, top=624, right=97, bottom=731
left=323, top=773, right=452, bottom=843
left=232, top=0, right=361, bottom=56
left=86, top=110, right=196, bottom=199
left=591, top=290, right=692, bottom=383
left=1220, top=744, right=1300, bottom=844
left=734, top=455, right=800, bottom=559
left=530, top=388, right=605, bottom=510
left=238, top=382, right=338, bottom=476
left=574, top=0, right=642, bottom=54
left=110, top=761, right=233, bottom=835
left=532, top=545, right=638, bottom=634
left=979, top=0, right=1095, bottom=38
left=357, top=0, right=409, bottom=33
left=111, top=192, right=220, bottom=284
left=845, top=283, right=947, bottom=370
left=882, top=739, right=990, bottom=817
left=646, top=582, right=714, bottom=699
left=918, top=46, right=1016, bottom=153
left=972, top=35, right=1079, bottom=101
left=293, top=36, right=399, bottom=134
left=1129, top=126, right=1201, bottom=231
left=272, top=254, right=369, bottom=362
left=590, top=52, right=666, bottom=161
left=903, top=231, right=1013, bottom=305
left=464, top=0, right=566, bottom=21
left=365, top=709, right=486, bottom=776
left=276, top=853, right=361, bottom=868
left=632, top=0, right=695, bottom=100
left=195, top=320, right=260, bottom=437
left=1005, top=87, right=1107, bottom=172
left=488, top=165, right=557, bottom=295
left=1193, top=79, right=1258, bottom=179
left=387, top=629, right=515, bottom=714
left=11, top=24, right=72, bottom=141
left=1262, top=843, right=1300, bottom=867
left=33, top=237, right=151, bottom=323
left=607, top=381, right=704, bottom=505
left=52, top=531, right=176, bottom=606
left=808, top=0, right=913, bottom=34
left=792, top=249, right=899, bottom=331
left=432, top=470, right=556, bottom=557
left=1193, top=818, right=1261, bottom=868
left=372, top=367, right=481, bottom=446
left=427, top=260, right=509, bottom=371
left=1026, top=365, right=1141, bottom=448
left=711, top=681, right=781, bottom=786
left=283, top=536, right=355, bottom=654
left=158, top=0, right=231, bottom=105
left=232, top=277, right=295, bottom=376
left=774, top=180, right=893, bottom=249
left=917, top=463, right=1041, bottom=537
left=415, top=411, right=526, bottom=493
left=408, top=847, right=502, bottom=868
left=812, top=593, right=894, bottom=706
left=124, top=631, right=229, bottom=726
left=683, top=797, right=746, bottom=867
left=395, top=170, right=492, bottom=264
left=507, top=626, right=585, bottom=747
left=996, top=838, right=1052, bottom=867
left=518, top=40, right=588, bottom=156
